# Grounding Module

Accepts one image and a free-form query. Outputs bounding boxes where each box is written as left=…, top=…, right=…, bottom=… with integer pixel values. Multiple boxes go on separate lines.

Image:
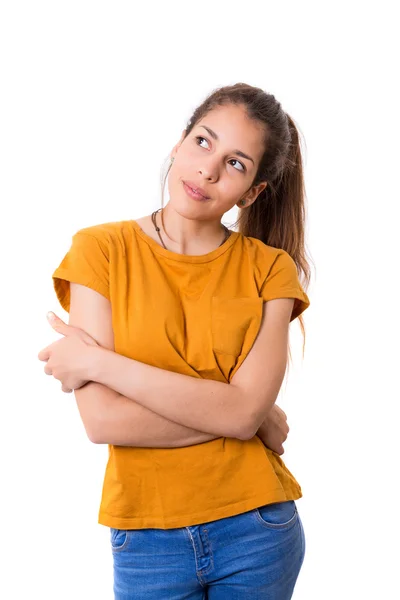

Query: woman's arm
left=255, top=404, right=289, bottom=455
left=91, top=384, right=222, bottom=447
left=87, top=298, right=294, bottom=440
left=67, top=283, right=290, bottom=445
left=89, top=347, right=247, bottom=439
left=68, top=283, right=222, bottom=446
left=94, top=390, right=287, bottom=453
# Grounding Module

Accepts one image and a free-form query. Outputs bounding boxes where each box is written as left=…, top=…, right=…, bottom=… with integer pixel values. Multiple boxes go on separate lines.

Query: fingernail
left=47, top=311, right=55, bottom=320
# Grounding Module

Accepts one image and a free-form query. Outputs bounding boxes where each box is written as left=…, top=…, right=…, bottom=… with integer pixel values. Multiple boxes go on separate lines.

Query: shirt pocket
left=210, top=296, right=264, bottom=357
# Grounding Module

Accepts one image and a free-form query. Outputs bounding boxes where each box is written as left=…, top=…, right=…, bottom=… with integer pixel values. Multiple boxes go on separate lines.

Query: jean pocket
left=110, top=527, right=131, bottom=552
left=254, top=500, right=298, bottom=530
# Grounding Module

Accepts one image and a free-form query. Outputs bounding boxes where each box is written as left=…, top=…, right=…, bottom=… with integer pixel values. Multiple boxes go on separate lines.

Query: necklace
left=151, top=208, right=231, bottom=251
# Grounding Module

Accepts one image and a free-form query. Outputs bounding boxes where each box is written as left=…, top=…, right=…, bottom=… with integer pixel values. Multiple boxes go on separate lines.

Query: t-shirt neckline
left=130, top=220, right=240, bottom=263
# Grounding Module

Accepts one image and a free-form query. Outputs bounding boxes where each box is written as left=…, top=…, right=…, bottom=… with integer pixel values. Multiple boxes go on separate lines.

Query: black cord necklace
left=151, top=208, right=231, bottom=250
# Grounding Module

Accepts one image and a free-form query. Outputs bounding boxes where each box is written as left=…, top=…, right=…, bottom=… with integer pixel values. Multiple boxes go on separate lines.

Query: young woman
left=39, top=82, right=311, bottom=599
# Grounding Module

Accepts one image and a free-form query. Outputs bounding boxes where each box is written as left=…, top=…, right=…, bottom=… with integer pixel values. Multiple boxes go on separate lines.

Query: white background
left=1, top=1, right=398, bottom=598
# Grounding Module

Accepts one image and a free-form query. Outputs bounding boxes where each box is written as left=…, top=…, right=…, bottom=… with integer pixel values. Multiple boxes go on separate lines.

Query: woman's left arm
left=87, top=298, right=294, bottom=441
left=89, top=346, right=246, bottom=439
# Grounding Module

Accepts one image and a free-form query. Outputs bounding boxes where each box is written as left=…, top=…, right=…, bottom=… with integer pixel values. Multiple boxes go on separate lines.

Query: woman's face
left=168, top=103, right=268, bottom=221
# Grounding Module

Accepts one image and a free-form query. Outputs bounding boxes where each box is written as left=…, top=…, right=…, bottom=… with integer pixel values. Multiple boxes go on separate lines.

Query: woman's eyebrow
left=199, top=125, right=255, bottom=165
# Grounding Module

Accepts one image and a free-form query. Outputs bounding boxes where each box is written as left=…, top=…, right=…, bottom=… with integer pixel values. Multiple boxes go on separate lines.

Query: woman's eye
left=228, top=158, right=245, bottom=172
left=196, top=136, right=209, bottom=149
left=194, top=136, right=246, bottom=172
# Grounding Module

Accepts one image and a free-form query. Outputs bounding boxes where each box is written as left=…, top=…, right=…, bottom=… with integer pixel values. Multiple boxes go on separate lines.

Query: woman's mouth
left=182, top=181, right=210, bottom=201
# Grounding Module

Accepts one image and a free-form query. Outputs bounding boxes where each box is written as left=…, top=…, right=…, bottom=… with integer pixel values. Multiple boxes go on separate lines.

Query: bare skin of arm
left=92, top=384, right=286, bottom=450
left=92, top=385, right=226, bottom=447
left=69, top=283, right=288, bottom=451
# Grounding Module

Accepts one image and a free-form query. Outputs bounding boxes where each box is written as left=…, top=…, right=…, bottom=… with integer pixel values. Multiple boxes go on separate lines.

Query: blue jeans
left=110, top=500, right=305, bottom=599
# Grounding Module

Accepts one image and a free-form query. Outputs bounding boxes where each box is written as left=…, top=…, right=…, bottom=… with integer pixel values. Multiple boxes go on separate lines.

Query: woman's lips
left=182, top=181, right=210, bottom=201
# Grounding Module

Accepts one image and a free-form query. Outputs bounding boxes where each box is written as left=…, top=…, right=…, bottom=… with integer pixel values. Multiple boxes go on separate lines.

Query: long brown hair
left=161, top=82, right=314, bottom=359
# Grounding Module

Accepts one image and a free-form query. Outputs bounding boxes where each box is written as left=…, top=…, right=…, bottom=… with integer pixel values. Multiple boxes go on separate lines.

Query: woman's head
left=168, top=102, right=269, bottom=221
left=161, top=82, right=313, bottom=354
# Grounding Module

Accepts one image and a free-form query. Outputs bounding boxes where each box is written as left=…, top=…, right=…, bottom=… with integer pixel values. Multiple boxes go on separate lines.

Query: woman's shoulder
left=241, top=232, right=287, bottom=263
left=76, top=219, right=126, bottom=238
left=72, top=218, right=139, bottom=250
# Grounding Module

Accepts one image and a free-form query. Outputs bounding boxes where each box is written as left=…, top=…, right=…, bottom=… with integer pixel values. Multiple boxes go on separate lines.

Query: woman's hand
left=38, top=311, right=99, bottom=393
left=256, top=405, right=289, bottom=455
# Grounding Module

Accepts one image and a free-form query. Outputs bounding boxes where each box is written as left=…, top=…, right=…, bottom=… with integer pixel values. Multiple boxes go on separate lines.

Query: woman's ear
left=247, top=181, right=268, bottom=205
left=170, top=130, right=187, bottom=159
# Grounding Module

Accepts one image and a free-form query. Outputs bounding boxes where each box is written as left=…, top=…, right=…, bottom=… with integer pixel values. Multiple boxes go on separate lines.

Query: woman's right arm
left=92, top=388, right=286, bottom=450
left=69, top=283, right=284, bottom=450
left=86, top=382, right=220, bottom=447
left=69, top=283, right=221, bottom=448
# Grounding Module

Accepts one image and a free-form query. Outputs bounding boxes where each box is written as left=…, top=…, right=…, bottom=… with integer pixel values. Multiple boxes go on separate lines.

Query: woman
left=39, top=82, right=311, bottom=599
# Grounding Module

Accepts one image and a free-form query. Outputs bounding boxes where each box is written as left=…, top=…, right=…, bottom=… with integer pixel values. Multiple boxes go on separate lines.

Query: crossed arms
left=69, top=283, right=293, bottom=448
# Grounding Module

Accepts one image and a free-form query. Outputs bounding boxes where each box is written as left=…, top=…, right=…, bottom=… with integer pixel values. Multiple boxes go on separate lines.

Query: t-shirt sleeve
left=52, top=230, right=110, bottom=313
left=260, top=250, right=310, bottom=322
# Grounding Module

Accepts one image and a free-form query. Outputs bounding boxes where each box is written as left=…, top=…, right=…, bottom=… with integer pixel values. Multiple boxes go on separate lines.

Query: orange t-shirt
left=52, top=219, right=310, bottom=529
